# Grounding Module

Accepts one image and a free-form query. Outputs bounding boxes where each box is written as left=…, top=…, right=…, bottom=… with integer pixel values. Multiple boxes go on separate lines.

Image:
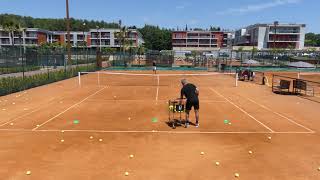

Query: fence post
left=271, top=74, right=274, bottom=92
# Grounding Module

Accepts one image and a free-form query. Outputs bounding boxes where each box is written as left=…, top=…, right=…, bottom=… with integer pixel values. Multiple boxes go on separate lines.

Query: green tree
left=238, top=47, right=244, bottom=64
left=138, top=25, right=172, bottom=50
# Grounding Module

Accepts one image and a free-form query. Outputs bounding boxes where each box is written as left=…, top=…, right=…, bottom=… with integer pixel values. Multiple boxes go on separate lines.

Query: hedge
left=0, top=64, right=97, bottom=96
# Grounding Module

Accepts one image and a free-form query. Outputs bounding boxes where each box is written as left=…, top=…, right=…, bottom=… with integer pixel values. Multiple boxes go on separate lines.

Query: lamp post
left=96, top=26, right=101, bottom=52
left=66, top=0, right=71, bottom=67
left=273, top=21, right=279, bottom=65
left=19, top=33, right=24, bottom=80
left=82, top=22, right=87, bottom=69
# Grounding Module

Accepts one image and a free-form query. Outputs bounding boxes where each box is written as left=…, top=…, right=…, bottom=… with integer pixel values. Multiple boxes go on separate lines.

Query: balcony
left=186, top=42, right=199, bottom=45
left=26, top=32, right=38, bottom=38
left=269, top=29, right=300, bottom=34
left=0, top=32, right=10, bottom=37
left=172, top=43, right=186, bottom=46
left=269, top=38, right=299, bottom=42
left=1, top=40, right=10, bottom=45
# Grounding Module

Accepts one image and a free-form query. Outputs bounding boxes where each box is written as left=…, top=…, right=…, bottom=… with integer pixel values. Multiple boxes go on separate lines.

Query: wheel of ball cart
left=168, top=100, right=176, bottom=129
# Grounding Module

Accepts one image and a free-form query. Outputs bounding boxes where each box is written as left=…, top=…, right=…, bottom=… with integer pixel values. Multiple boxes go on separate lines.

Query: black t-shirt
left=181, top=83, right=198, bottom=101
left=153, top=62, right=156, bottom=66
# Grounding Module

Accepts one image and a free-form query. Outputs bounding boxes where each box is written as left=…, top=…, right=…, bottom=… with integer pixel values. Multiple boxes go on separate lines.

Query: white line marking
left=0, top=129, right=315, bottom=134
left=80, top=71, right=233, bottom=76
left=244, top=96, right=314, bottom=133
left=84, top=99, right=227, bottom=103
left=32, top=86, right=108, bottom=131
left=210, top=88, right=274, bottom=132
left=0, top=96, right=64, bottom=127
left=156, top=75, right=159, bottom=104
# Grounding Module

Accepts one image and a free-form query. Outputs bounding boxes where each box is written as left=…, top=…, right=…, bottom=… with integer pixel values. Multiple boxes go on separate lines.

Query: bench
left=273, top=79, right=291, bottom=94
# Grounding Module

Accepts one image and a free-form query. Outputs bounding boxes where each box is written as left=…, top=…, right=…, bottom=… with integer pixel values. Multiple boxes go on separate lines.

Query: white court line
left=156, top=75, right=159, bottom=104
left=0, top=129, right=315, bottom=134
left=210, top=88, right=274, bottom=133
left=0, top=96, right=66, bottom=127
left=32, top=86, right=108, bottom=131
left=243, top=96, right=314, bottom=133
left=84, top=99, right=227, bottom=103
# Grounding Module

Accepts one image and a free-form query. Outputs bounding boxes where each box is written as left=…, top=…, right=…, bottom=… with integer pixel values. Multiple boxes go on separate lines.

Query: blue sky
left=0, top=0, right=318, bottom=32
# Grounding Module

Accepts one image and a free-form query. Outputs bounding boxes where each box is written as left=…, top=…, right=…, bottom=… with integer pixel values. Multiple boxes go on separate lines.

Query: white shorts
left=153, top=66, right=157, bottom=71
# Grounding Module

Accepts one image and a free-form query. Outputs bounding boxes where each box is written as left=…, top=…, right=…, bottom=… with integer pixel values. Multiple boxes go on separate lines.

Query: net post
left=98, top=71, right=100, bottom=87
left=235, top=72, right=238, bottom=87
left=78, top=72, right=81, bottom=86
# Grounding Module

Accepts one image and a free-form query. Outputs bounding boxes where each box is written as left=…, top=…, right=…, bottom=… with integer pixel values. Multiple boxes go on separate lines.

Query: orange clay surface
left=0, top=70, right=320, bottom=179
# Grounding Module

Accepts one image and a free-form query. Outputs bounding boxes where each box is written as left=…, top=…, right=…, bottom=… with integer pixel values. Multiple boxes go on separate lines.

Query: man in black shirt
left=180, top=79, right=199, bottom=128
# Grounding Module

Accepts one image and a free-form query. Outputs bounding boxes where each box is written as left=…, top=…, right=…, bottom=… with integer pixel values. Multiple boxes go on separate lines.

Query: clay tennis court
left=0, top=70, right=320, bottom=179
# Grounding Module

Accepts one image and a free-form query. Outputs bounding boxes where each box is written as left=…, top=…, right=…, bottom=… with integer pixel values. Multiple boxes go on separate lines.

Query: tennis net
left=78, top=71, right=236, bottom=87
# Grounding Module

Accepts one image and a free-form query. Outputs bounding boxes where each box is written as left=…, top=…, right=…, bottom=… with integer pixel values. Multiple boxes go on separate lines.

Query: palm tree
left=2, top=22, right=24, bottom=47
left=137, top=45, right=145, bottom=65
left=114, top=24, right=133, bottom=66
left=238, top=47, right=244, bottom=64
left=251, top=47, right=258, bottom=59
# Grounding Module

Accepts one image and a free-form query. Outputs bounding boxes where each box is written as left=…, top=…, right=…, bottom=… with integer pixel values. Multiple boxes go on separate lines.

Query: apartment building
left=0, top=28, right=49, bottom=47
left=172, top=30, right=233, bottom=51
left=0, top=28, right=144, bottom=48
left=234, top=23, right=306, bottom=50
left=89, top=28, right=144, bottom=48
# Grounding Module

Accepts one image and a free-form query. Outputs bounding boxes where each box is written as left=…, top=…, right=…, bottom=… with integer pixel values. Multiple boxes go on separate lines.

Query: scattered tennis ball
left=124, top=172, right=129, bottom=176
left=200, top=152, right=205, bottom=155
left=129, top=154, right=134, bottom=158
left=235, top=173, right=240, bottom=178
left=60, top=139, right=64, bottom=142
left=249, top=151, right=253, bottom=154
left=26, top=171, right=31, bottom=175
left=73, top=120, right=80, bottom=124
left=99, top=139, right=103, bottom=142
left=152, top=118, right=158, bottom=123
left=215, top=162, right=220, bottom=166
left=224, top=120, right=229, bottom=124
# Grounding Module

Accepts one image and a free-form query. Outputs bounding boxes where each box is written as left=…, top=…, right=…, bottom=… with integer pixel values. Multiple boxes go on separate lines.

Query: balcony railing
left=269, top=38, right=299, bottom=42
left=269, top=30, right=300, bottom=34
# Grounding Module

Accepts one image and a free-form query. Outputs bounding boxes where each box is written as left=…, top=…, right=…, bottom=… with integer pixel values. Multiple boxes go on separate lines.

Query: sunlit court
left=0, top=70, right=319, bottom=179
left=1, top=0, right=320, bottom=179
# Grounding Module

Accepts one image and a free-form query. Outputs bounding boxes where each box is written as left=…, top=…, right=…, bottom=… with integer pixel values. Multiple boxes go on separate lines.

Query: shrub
left=0, top=64, right=97, bottom=96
